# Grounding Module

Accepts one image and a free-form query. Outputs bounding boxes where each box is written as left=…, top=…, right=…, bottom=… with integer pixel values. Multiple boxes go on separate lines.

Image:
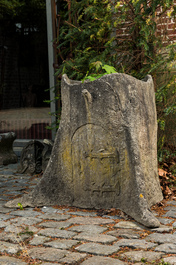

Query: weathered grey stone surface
left=39, top=228, right=76, bottom=238
left=4, top=224, right=23, bottom=233
left=58, top=252, right=87, bottom=264
left=0, top=240, right=21, bottom=254
left=120, top=250, right=163, bottom=262
left=41, top=206, right=69, bottom=214
left=76, top=242, right=120, bottom=255
left=163, top=256, right=176, bottom=264
left=164, top=205, right=176, bottom=211
left=0, top=132, right=18, bottom=165
left=102, top=214, right=122, bottom=220
left=158, top=217, right=173, bottom=225
left=163, top=210, right=176, bottom=218
left=28, top=247, right=69, bottom=261
left=114, top=221, right=144, bottom=230
left=41, top=263, right=62, bottom=265
left=81, top=256, right=127, bottom=265
left=68, top=224, right=107, bottom=233
left=41, top=206, right=59, bottom=213
left=168, top=201, right=176, bottom=206
left=6, top=74, right=163, bottom=227
left=38, top=220, right=71, bottom=228
left=29, top=235, right=51, bottom=246
left=0, top=256, right=27, bottom=265
left=0, top=231, right=30, bottom=243
left=0, top=213, right=14, bottom=220
left=65, top=216, right=115, bottom=225
left=5, top=225, right=38, bottom=238
left=10, top=216, right=43, bottom=225
left=66, top=211, right=97, bottom=216
left=10, top=209, right=42, bottom=217
left=107, top=229, right=141, bottom=239
left=150, top=225, right=173, bottom=233
left=155, top=243, right=176, bottom=253
left=0, top=220, right=10, bottom=228
left=41, top=263, right=61, bottom=265
left=74, top=233, right=117, bottom=243
left=39, top=213, right=71, bottom=221
left=44, top=239, right=79, bottom=249
left=114, top=239, right=157, bottom=249
left=28, top=247, right=86, bottom=263
left=146, top=233, right=176, bottom=244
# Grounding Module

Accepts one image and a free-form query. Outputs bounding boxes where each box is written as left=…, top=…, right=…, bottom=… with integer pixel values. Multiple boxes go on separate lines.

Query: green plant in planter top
left=82, top=61, right=117, bottom=82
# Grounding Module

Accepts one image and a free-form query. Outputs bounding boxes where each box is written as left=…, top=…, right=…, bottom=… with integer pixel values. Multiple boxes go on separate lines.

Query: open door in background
left=0, top=0, right=52, bottom=140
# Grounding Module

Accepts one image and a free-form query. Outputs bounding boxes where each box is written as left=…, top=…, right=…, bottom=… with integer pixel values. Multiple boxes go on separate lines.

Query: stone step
left=13, top=139, right=45, bottom=157
left=13, top=139, right=31, bottom=157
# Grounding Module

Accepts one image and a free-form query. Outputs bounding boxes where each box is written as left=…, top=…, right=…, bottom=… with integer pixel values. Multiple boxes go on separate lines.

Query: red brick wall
left=115, top=4, right=176, bottom=44
left=156, top=5, right=176, bottom=43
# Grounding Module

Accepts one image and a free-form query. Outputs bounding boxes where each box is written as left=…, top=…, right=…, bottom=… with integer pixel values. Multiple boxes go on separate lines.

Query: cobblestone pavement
left=0, top=163, right=176, bottom=264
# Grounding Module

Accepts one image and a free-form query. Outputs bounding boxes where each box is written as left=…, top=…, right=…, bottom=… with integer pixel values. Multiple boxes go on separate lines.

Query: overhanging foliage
left=56, top=0, right=176, bottom=154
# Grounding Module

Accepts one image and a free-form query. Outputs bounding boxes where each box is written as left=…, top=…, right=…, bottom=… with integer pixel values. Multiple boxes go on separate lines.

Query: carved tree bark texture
left=5, top=73, right=163, bottom=227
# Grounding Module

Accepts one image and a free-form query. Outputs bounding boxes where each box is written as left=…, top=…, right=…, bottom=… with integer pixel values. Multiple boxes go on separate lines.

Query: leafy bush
left=56, top=0, right=176, bottom=158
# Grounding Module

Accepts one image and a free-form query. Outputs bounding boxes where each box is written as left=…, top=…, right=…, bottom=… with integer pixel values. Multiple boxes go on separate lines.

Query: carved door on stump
left=71, top=124, right=121, bottom=208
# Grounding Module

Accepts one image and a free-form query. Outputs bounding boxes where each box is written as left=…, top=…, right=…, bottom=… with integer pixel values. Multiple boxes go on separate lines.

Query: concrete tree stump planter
left=0, top=132, right=18, bottom=165
left=5, top=73, right=163, bottom=227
